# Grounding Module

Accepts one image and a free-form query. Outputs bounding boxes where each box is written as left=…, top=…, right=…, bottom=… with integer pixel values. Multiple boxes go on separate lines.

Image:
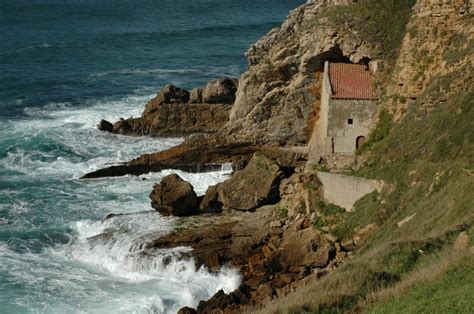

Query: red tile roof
left=329, top=63, right=376, bottom=100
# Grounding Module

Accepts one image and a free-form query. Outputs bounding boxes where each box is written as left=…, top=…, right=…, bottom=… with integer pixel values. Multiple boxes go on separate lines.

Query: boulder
left=144, top=84, right=190, bottom=116
left=112, top=118, right=132, bottom=134
left=97, top=119, right=113, bottom=132
left=149, top=174, right=199, bottom=216
left=202, top=78, right=238, bottom=104
left=215, top=153, right=284, bottom=211
left=177, top=307, right=196, bottom=314
left=189, top=87, right=203, bottom=103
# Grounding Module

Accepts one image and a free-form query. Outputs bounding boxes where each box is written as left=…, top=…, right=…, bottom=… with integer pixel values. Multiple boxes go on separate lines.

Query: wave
left=0, top=90, right=235, bottom=312
left=52, top=209, right=240, bottom=312
left=90, top=65, right=242, bottom=81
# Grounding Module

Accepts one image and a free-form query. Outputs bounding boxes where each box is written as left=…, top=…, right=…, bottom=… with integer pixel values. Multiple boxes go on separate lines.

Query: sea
left=0, top=0, right=305, bottom=312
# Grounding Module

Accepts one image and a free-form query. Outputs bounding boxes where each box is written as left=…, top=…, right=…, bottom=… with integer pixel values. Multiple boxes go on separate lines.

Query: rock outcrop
left=82, top=136, right=307, bottom=179
left=202, top=78, right=238, bottom=104
left=225, top=0, right=379, bottom=145
left=97, top=119, right=113, bottom=132
left=143, top=84, right=190, bottom=116
left=144, top=206, right=350, bottom=313
left=384, top=0, right=472, bottom=118
left=149, top=174, right=199, bottom=216
left=85, top=0, right=474, bottom=313
left=98, top=78, right=237, bottom=137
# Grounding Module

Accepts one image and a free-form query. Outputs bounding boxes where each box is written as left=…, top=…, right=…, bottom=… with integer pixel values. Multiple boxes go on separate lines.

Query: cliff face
left=86, top=0, right=472, bottom=312
left=225, top=0, right=380, bottom=145
left=387, top=0, right=473, bottom=117
left=256, top=0, right=474, bottom=312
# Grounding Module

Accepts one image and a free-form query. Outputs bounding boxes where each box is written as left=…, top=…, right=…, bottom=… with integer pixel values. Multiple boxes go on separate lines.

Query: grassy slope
left=256, top=0, right=473, bottom=312
left=367, top=254, right=474, bottom=313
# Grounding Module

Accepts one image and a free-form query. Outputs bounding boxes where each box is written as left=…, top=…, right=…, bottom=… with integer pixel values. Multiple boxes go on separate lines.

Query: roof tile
left=329, top=63, right=376, bottom=100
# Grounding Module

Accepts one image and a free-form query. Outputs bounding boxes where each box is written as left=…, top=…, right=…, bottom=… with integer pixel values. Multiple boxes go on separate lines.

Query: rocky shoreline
left=90, top=153, right=377, bottom=313
left=80, top=0, right=402, bottom=312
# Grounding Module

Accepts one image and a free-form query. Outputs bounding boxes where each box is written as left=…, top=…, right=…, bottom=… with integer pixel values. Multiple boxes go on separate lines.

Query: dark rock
left=81, top=136, right=259, bottom=179
left=97, top=119, right=113, bottom=132
left=112, top=118, right=133, bottom=135
left=189, top=87, right=203, bottom=103
left=81, top=135, right=307, bottom=180
left=149, top=174, right=199, bottom=216
left=101, top=213, right=123, bottom=222
left=202, top=78, right=238, bottom=104
left=105, top=103, right=231, bottom=137
left=177, top=307, right=197, bottom=314
left=199, top=184, right=223, bottom=213
left=197, top=287, right=250, bottom=314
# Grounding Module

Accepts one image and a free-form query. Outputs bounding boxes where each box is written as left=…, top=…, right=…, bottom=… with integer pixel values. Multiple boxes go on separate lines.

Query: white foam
left=54, top=213, right=240, bottom=312
left=1, top=93, right=238, bottom=312
left=1, top=94, right=182, bottom=178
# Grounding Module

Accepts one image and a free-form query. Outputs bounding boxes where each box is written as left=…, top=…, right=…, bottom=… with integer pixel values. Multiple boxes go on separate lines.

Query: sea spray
left=0, top=0, right=305, bottom=311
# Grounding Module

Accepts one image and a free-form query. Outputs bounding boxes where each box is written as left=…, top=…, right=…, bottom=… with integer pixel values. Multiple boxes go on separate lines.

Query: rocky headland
left=83, top=0, right=473, bottom=312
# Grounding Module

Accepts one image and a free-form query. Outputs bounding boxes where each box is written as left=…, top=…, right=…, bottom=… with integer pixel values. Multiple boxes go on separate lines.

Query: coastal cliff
left=85, top=0, right=473, bottom=312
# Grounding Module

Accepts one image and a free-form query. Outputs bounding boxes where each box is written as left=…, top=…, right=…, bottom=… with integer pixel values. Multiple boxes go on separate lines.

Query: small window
left=348, top=118, right=353, bottom=125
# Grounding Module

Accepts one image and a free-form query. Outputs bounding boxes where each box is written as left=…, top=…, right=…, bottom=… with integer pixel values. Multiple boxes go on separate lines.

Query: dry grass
left=251, top=64, right=474, bottom=314
left=360, top=248, right=472, bottom=310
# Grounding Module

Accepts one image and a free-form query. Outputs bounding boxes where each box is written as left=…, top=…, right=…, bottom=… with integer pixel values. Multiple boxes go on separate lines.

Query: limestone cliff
left=225, top=0, right=379, bottom=145
left=387, top=0, right=472, bottom=117
left=87, top=0, right=473, bottom=312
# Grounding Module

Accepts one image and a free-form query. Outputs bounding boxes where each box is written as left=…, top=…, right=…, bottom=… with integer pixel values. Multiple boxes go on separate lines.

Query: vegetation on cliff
left=87, top=0, right=472, bottom=312
left=254, top=0, right=473, bottom=312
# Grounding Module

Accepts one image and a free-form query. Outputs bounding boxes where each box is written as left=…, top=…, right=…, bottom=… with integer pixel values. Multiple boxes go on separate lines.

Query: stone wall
left=316, top=171, right=382, bottom=211
left=308, top=61, right=378, bottom=162
left=327, top=99, right=377, bottom=153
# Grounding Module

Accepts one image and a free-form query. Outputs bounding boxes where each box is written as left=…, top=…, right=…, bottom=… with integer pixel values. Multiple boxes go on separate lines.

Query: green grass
left=443, top=33, right=474, bottom=66
left=276, top=206, right=288, bottom=219
left=257, top=67, right=474, bottom=314
left=368, top=255, right=474, bottom=313
left=357, top=110, right=393, bottom=155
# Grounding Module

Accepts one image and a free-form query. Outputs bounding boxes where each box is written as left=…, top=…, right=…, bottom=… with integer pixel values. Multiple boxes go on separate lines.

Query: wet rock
left=82, top=135, right=306, bottom=179
left=197, top=286, right=251, bottom=314
left=202, top=78, right=238, bottom=104
left=149, top=174, right=198, bottom=216
left=97, top=119, right=113, bottom=132
left=199, top=184, right=223, bottom=213
left=82, top=136, right=260, bottom=179
left=177, top=307, right=197, bottom=314
left=101, top=213, right=123, bottom=222
left=112, top=118, right=133, bottom=135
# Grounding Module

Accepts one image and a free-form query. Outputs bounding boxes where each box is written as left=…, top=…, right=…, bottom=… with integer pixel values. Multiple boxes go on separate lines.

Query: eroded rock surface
left=202, top=78, right=238, bottom=104
left=200, top=153, right=287, bottom=211
left=98, top=79, right=236, bottom=137
left=149, top=174, right=199, bottom=216
left=82, top=136, right=307, bottom=179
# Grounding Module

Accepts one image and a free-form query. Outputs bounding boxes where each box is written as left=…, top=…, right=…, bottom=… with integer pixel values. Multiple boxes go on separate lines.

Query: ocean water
left=0, top=0, right=305, bottom=312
